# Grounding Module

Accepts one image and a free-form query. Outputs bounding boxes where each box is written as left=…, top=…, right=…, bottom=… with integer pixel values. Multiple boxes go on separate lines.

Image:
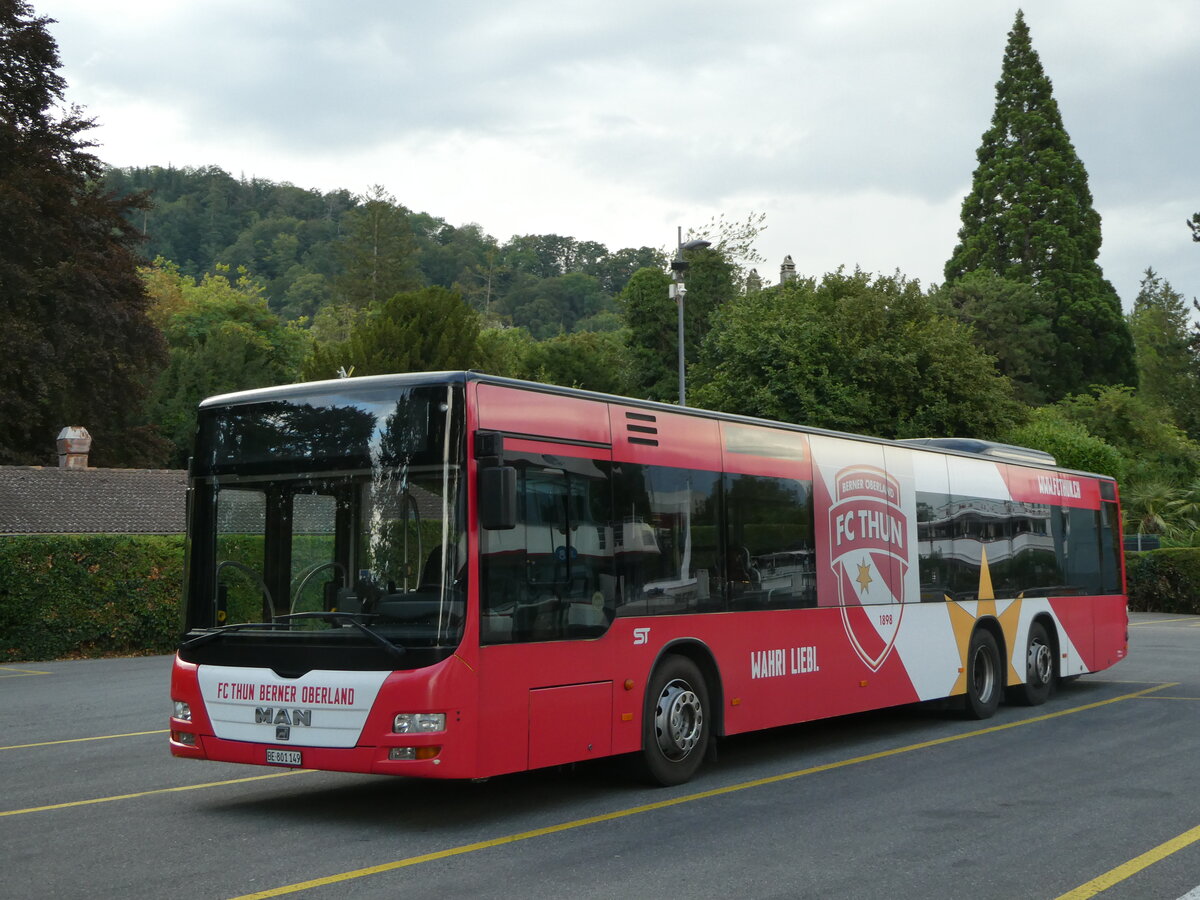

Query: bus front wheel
left=964, top=629, right=1002, bottom=719
left=639, top=656, right=710, bottom=786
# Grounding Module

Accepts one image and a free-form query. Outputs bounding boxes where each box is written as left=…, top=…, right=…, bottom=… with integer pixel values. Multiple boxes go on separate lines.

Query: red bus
left=169, top=372, right=1128, bottom=785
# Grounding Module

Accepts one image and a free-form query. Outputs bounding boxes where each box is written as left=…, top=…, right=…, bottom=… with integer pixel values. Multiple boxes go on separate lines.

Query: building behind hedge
left=0, top=428, right=187, bottom=661
left=0, top=428, right=185, bottom=537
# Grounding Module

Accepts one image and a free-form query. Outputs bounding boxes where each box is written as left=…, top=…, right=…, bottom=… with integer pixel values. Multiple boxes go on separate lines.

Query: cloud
left=33, top=0, right=1200, bottom=305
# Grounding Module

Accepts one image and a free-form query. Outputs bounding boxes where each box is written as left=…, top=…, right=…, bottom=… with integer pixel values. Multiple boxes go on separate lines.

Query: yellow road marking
left=0, top=769, right=313, bottom=817
left=231, top=682, right=1176, bottom=900
left=0, top=667, right=52, bottom=677
left=1129, top=616, right=1200, bottom=626
left=1055, top=822, right=1200, bottom=899
left=0, top=729, right=169, bottom=751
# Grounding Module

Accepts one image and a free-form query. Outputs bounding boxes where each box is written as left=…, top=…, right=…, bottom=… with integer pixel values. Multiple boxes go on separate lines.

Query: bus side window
left=612, top=464, right=720, bottom=617
left=481, top=454, right=614, bottom=643
left=724, top=473, right=815, bottom=610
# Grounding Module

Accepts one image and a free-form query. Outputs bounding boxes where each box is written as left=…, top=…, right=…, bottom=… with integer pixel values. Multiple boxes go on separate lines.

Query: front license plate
left=265, top=748, right=302, bottom=766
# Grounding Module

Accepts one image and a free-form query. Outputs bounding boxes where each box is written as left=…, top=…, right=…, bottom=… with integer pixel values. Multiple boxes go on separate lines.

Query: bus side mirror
left=480, top=465, right=517, bottom=530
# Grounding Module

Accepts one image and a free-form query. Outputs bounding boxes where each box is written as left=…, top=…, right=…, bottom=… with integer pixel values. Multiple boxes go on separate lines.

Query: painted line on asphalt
left=0, top=729, right=170, bottom=751
left=1055, top=821, right=1200, bottom=899
left=229, top=681, right=1177, bottom=899
left=0, top=769, right=314, bottom=817
left=0, top=666, right=52, bottom=677
left=1129, top=616, right=1200, bottom=627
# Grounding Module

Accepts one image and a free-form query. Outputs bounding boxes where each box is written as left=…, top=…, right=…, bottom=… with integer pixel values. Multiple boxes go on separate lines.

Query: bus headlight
left=389, top=746, right=441, bottom=761
left=393, top=713, right=445, bottom=734
left=173, top=700, right=192, bottom=721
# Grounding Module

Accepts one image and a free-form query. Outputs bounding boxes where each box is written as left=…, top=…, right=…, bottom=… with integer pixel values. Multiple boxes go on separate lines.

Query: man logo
left=633, top=627, right=650, bottom=645
left=255, top=707, right=312, bottom=727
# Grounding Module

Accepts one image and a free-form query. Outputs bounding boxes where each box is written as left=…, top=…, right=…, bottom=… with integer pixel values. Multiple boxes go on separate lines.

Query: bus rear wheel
left=1008, top=621, right=1055, bottom=706
left=964, top=629, right=1002, bottom=719
left=639, top=656, right=710, bottom=786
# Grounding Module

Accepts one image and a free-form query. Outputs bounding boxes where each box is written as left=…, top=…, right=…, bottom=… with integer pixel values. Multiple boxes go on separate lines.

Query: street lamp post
left=669, top=228, right=712, bottom=406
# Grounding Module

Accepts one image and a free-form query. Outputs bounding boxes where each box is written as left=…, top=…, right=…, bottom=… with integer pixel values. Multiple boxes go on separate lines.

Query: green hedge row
left=3, top=536, right=1193, bottom=662
left=1125, top=548, right=1200, bottom=615
left=0, top=535, right=184, bottom=662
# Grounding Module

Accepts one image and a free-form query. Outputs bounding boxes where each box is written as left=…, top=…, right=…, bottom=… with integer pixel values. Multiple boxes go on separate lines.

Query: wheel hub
left=654, top=678, right=703, bottom=760
left=972, top=644, right=996, bottom=702
left=1028, top=640, right=1053, bottom=685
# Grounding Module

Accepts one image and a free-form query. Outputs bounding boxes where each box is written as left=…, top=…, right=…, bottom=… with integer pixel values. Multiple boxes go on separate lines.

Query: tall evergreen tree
left=335, top=185, right=422, bottom=308
left=301, top=286, right=483, bottom=380
left=1127, top=268, right=1199, bottom=437
left=0, top=0, right=167, bottom=465
left=945, top=10, right=1135, bottom=400
left=618, top=267, right=676, bottom=402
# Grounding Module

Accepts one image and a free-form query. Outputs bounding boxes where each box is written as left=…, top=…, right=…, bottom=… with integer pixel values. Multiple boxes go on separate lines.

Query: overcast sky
left=34, top=0, right=1200, bottom=307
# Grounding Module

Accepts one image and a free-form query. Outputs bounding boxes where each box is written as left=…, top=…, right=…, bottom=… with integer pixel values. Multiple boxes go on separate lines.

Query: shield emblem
left=828, top=465, right=908, bottom=671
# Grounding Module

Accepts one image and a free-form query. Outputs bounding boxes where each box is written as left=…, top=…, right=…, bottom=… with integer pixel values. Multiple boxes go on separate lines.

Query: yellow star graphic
left=947, top=547, right=1011, bottom=696
left=855, top=560, right=873, bottom=593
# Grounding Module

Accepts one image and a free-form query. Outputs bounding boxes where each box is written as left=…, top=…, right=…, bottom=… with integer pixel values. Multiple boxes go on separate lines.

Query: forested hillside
left=7, top=2, right=1200, bottom=548
left=102, top=166, right=664, bottom=335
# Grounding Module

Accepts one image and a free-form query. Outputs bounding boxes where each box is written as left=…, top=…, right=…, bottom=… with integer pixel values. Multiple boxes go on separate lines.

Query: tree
left=516, top=330, right=634, bottom=396
left=1054, top=385, right=1200, bottom=485
left=1189, top=213, right=1199, bottom=243
left=1001, top=407, right=1125, bottom=481
left=1127, top=268, right=1198, bottom=435
left=687, top=211, right=768, bottom=290
left=336, top=185, right=422, bottom=308
left=616, top=245, right=737, bottom=404
left=144, top=262, right=310, bottom=464
left=618, top=266, right=676, bottom=402
left=0, top=0, right=167, bottom=465
left=938, top=271, right=1056, bottom=405
left=1051, top=386, right=1200, bottom=487
left=494, top=271, right=611, bottom=338
left=945, top=10, right=1135, bottom=400
left=691, top=269, right=1022, bottom=439
left=302, top=286, right=483, bottom=380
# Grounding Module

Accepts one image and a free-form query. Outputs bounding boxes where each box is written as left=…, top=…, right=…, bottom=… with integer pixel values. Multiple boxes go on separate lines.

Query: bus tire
left=964, top=629, right=1002, bottom=719
left=1007, top=621, right=1055, bottom=707
left=639, top=655, right=710, bottom=786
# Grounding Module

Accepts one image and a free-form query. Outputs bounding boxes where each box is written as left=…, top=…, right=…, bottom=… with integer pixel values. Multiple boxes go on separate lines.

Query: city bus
left=169, top=372, right=1128, bottom=785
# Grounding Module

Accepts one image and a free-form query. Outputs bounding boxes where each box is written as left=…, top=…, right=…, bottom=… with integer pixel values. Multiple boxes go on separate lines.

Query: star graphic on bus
left=856, top=560, right=873, bottom=593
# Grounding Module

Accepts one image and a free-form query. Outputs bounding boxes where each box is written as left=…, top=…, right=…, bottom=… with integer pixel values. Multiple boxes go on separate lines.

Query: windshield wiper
left=275, top=612, right=407, bottom=661
left=180, top=621, right=283, bottom=649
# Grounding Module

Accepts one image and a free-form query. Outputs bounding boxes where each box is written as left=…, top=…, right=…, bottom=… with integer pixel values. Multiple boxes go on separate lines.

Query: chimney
left=780, top=255, right=797, bottom=283
left=57, top=426, right=92, bottom=468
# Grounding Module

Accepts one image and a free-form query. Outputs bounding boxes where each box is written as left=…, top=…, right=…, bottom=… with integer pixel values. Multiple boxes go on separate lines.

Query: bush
left=1002, top=407, right=1126, bottom=480
left=1125, top=548, right=1200, bottom=615
left=0, top=535, right=184, bottom=662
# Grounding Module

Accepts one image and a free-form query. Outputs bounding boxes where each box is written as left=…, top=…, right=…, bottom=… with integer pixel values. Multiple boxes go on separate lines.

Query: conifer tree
left=0, top=0, right=167, bottom=465
left=1128, top=268, right=1199, bottom=437
left=945, top=10, right=1135, bottom=400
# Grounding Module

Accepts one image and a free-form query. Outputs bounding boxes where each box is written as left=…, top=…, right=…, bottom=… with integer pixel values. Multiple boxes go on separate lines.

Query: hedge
left=4, top=537, right=1193, bottom=662
left=1125, top=548, right=1200, bottom=615
left=0, top=535, right=184, bottom=662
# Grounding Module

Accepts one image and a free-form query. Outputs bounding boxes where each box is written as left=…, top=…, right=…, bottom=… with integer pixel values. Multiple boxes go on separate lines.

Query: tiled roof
left=0, top=466, right=187, bottom=535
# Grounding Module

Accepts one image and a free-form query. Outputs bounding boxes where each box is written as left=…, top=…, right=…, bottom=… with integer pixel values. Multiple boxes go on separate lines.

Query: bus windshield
left=183, top=383, right=466, bottom=658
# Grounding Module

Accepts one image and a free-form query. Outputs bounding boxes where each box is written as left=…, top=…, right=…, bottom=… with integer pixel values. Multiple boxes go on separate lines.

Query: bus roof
left=198, top=371, right=1115, bottom=483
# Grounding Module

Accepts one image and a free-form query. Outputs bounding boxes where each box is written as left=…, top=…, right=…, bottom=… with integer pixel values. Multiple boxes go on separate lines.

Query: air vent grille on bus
left=625, top=411, right=659, bottom=446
